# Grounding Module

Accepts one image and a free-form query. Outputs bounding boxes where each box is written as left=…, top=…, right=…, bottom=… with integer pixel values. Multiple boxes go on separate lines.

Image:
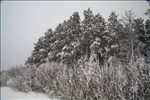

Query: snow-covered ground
left=1, top=87, right=59, bottom=100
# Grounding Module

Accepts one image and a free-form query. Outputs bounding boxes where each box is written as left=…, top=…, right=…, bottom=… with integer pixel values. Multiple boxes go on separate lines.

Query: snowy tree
left=90, top=13, right=107, bottom=66
left=25, top=36, right=46, bottom=65
left=46, top=12, right=82, bottom=67
left=48, top=22, right=68, bottom=63
left=121, top=10, right=137, bottom=64
left=57, top=12, right=82, bottom=66
left=133, top=9, right=150, bottom=63
left=133, top=18, right=145, bottom=57
left=81, top=8, right=94, bottom=61
left=90, top=38, right=105, bottom=66
left=145, top=9, right=150, bottom=18
left=106, top=11, right=123, bottom=58
left=26, top=29, right=54, bottom=66
left=138, top=11, right=150, bottom=63
left=144, top=9, right=150, bottom=53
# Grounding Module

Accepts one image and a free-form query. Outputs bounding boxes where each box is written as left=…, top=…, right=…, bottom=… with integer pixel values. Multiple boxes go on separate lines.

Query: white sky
left=1, top=1, right=149, bottom=70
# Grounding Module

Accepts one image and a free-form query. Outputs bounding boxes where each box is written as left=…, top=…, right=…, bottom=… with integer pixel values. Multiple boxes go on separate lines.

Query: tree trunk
left=97, top=52, right=104, bottom=68
left=85, top=46, right=90, bottom=61
left=131, top=40, right=134, bottom=64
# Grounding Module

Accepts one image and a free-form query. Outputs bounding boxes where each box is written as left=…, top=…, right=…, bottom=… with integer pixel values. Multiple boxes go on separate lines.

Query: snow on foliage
left=1, top=8, right=150, bottom=100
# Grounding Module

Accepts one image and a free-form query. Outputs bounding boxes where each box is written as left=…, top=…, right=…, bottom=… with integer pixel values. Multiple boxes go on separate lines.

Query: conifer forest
left=1, top=8, right=150, bottom=100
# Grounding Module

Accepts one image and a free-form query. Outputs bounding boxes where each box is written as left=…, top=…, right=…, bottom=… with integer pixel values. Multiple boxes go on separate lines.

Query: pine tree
left=81, top=8, right=94, bottom=61
left=25, top=36, right=46, bottom=66
left=145, top=9, right=150, bottom=18
left=90, top=13, right=106, bottom=66
left=57, top=12, right=82, bottom=66
left=107, top=11, right=123, bottom=58
left=121, top=10, right=136, bottom=64
left=133, top=9, right=150, bottom=63
left=133, top=18, right=145, bottom=57
left=25, top=29, right=54, bottom=66
left=140, top=10, right=150, bottom=63
left=48, top=22, right=68, bottom=63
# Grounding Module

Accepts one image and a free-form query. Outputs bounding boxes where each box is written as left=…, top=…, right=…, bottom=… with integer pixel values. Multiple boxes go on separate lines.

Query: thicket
left=25, top=8, right=150, bottom=67
left=1, top=60, right=150, bottom=100
left=1, top=8, right=150, bottom=100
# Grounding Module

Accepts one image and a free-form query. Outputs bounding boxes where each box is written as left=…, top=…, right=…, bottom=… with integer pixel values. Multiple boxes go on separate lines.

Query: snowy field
left=1, top=87, right=59, bottom=100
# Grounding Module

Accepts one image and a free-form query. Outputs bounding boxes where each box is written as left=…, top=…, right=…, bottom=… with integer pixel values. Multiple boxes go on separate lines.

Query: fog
left=1, top=1, right=149, bottom=70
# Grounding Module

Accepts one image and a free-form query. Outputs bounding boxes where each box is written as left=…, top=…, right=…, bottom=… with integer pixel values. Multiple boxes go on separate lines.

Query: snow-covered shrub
left=4, top=65, right=33, bottom=92
left=28, top=60, right=149, bottom=100
left=0, top=71, right=8, bottom=87
left=1, top=57, right=149, bottom=100
left=32, top=63, right=63, bottom=94
left=135, top=58, right=150, bottom=100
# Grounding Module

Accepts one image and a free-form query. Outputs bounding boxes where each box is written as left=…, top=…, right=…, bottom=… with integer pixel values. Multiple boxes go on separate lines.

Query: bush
left=0, top=70, right=8, bottom=87
left=1, top=57, right=150, bottom=100
left=2, top=65, right=33, bottom=92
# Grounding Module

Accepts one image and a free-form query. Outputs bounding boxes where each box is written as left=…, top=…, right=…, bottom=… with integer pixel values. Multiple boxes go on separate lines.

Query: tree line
left=25, top=8, right=150, bottom=67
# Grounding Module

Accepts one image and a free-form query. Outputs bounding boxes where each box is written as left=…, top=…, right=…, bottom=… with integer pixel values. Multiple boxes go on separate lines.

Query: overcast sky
left=1, top=1, right=149, bottom=70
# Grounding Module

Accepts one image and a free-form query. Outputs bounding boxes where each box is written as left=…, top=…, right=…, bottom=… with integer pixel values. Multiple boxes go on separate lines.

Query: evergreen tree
left=48, top=21, right=68, bottom=63
left=90, top=13, right=107, bottom=66
left=139, top=10, right=150, bottom=63
left=26, top=8, right=149, bottom=66
left=106, top=11, right=123, bottom=58
left=133, top=9, right=150, bottom=63
left=25, top=36, right=46, bottom=65
left=25, top=29, right=54, bottom=66
left=81, top=8, right=94, bottom=61
left=57, top=12, right=82, bottom=66
left=133, top=18, right=145, bottom=57
left=145, top=9, right=150, bottom=18
left=121, top=10, right=136, bottom=64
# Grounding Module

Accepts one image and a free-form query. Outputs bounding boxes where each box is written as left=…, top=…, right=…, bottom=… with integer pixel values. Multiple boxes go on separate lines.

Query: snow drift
left=1, top=87, right=59, bottom=100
